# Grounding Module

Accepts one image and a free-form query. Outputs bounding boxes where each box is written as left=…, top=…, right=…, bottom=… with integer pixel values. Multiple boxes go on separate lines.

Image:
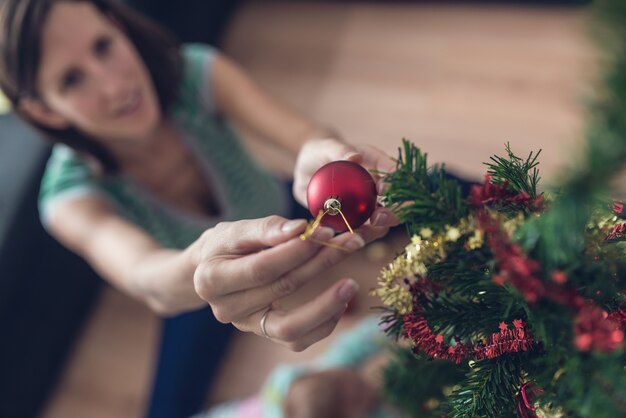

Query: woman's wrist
left=187, top=229, right=207, bottom=270
left=130, top=245, right=204, bottom=316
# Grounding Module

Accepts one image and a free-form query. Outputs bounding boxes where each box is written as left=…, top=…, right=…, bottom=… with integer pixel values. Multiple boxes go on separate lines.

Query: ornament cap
left=324, top=198, right=342, bottom=215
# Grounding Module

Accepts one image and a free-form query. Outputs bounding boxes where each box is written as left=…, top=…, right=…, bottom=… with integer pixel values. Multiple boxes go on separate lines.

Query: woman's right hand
left=191, top=215, right=387, bottom=351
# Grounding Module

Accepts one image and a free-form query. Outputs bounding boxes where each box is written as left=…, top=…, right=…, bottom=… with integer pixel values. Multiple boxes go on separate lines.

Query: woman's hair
left=0, top=0, right=183, bottom=171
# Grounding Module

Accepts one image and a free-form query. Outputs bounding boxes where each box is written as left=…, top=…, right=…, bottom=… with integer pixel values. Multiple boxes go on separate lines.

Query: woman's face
left=33, top=2, right=161, bottom=143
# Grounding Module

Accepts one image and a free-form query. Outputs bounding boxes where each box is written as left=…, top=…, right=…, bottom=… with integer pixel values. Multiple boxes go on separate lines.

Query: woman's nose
left=100, top=73, right=128, bottom=102
left=90, top=62, right=128, bottom=103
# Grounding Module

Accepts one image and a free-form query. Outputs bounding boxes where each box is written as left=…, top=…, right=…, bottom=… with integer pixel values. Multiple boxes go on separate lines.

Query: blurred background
left=0, top=0, right=595, bottom=417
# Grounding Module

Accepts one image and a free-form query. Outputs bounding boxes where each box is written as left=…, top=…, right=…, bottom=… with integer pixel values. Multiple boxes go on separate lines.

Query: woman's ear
left=18, top=97, right=71, bottom=129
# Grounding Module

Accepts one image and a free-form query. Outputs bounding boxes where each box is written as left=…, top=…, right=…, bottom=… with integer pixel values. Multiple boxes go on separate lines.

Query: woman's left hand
left=293, top=137, right=400, bottom=229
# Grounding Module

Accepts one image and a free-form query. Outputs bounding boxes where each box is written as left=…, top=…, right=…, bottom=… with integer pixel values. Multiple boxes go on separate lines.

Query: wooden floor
left=42, top=1, right=594, bottom=417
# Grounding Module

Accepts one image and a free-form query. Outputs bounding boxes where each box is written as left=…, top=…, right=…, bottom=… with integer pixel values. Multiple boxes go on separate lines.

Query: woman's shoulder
left=41, top=144, right=98, bottom=184
left=38, top=144, right=106, bottom=228
left=180, top=43, right=218, bottom=61
left=175, top=43, right=221, bottom=115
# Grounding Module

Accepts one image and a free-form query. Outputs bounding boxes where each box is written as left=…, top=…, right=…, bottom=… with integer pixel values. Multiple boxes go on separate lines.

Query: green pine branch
left=531, top=351, right=626, bottom=418
left=421, top=247, right=528, bottom=340
left=383, top=139, right=468, bottom=236
left=377, top=307, right=405, bottom=341
left=382, top=348, right=467, bottom=417
left=447, top=356, right=525, bottom=418
left=378, top=1, right=626, bottom=416
left=484, top=142, right=541, bottom=198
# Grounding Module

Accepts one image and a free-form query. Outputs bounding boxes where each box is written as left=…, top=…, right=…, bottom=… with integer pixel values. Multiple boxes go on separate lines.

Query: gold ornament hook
left=299, top=199, right=356, bottom=250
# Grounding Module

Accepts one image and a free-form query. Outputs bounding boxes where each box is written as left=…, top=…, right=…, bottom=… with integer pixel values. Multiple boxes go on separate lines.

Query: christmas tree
left=373, top=0, right=626, bottom=416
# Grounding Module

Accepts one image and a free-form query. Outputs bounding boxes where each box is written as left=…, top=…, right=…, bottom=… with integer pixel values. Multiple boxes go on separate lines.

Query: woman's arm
left=210, top=52, right=335, bottom=155
left=209, top=52, right=401, bottom=229
left=47, top=195, right=202, bottom=315
left=47, top=195, right=390, bottom=350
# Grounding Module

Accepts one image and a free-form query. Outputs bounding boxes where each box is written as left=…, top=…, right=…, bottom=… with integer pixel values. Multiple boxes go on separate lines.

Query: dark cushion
left=0, top=113, right=102, bottom=418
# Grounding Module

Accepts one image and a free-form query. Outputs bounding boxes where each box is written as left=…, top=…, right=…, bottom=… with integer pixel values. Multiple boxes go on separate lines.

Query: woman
left=0, top=0, right=398, bottom=416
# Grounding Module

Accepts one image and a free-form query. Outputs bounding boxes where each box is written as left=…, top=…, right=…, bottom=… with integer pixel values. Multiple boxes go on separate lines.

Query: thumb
left=315, top=138, right=361, bottom=164
left=343, top=150, right=363, bottom=164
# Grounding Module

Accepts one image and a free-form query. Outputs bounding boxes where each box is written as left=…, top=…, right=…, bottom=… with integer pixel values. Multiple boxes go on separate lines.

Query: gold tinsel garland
left=371, top=217, right=483, bottom=314
left=371, top=211, right=532, bottom=314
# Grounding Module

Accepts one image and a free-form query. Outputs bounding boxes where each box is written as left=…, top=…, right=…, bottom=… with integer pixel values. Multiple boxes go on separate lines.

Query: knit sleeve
left=179, top=43, right=219, bottom=115
left=38, top=144, right=104, bottom=229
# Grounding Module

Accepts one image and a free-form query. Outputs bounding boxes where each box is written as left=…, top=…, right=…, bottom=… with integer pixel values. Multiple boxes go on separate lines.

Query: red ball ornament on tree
left=306, top=160, right=378, bottom=232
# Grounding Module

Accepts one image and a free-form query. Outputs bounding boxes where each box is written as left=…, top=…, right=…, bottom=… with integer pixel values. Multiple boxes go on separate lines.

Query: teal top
left=38, top=44, right=287, bottom=249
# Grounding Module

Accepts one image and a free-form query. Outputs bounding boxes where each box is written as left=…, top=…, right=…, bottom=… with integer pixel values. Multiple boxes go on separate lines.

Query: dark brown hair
left=0, top=0, right=183, bottom=172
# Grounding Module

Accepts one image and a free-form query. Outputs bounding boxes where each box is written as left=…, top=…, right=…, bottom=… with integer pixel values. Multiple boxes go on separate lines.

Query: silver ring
left=260, top=307, right=271, bottom=339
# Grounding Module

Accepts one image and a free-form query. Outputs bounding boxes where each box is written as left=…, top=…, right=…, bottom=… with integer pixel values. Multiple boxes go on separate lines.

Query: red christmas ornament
left=306, top=160, right=377, bottom=232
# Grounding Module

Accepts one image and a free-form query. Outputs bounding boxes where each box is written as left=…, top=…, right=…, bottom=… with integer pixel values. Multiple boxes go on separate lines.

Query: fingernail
left=343, top=152, right=360, bottom=161
left=338, top=279, right=359, bottom=302
left=344, top=234, right=365, bottom=250
left=312, top=227, right=335, bottom=241
left=282, top=219, right=306, bottom=233
left=373, top=212, right=388, bottom=226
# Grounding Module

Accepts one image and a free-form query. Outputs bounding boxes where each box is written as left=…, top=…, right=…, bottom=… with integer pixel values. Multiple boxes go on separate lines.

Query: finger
left=255, top=278, right=358, bottom=343
left=210, top=215, right=308, bottom=255
left=313, top=138, right=360, bottom=165
left=211, top=231, right=365, bottom=321
left=293, top=140, right=361, bottom=205
left=285, top=315, right=343, bottom=352
left=197, top=226, right=335, bottom=297
left=235, top=232, right=363, bottom=307
left=296, top=140, right=360, bottom=179
left=352, top=222, right=390, bottom=243
left=356, top=144, right=396, bottom=174
left=370, top=207, right=402, bottom=227
left=215, top=223, right=386, bottom=325
left=354, top=144, right=396, bottom=193
left=292, top=180, right=309, bottom=208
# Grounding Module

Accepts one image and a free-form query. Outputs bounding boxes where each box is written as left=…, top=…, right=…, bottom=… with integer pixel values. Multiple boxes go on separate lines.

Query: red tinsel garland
left=608, top=307, right=626, bottom=327
left=610, top=200, right=624, bottom=217
left=605, top=223, right=626, bottom=242
left=475, top=320, right=536, bottom=360
left=403, top=313, right=469, bottom=364
left=574, top=304, right=624, bottom=352
left=403, top=312, right=536, bottom=363
left=469, top=175, right=543, bottom=210
left=475, top=207, right=546, bottom=303
left=475, top=206, right=588, bottom=311
left=469, top=178, right=624, bottom=352
left=401, top=175, right=624, bottom=360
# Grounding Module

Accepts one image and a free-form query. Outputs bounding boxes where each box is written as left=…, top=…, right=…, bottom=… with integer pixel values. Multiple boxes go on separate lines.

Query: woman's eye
left=94, top=36, right=112, bottom=57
